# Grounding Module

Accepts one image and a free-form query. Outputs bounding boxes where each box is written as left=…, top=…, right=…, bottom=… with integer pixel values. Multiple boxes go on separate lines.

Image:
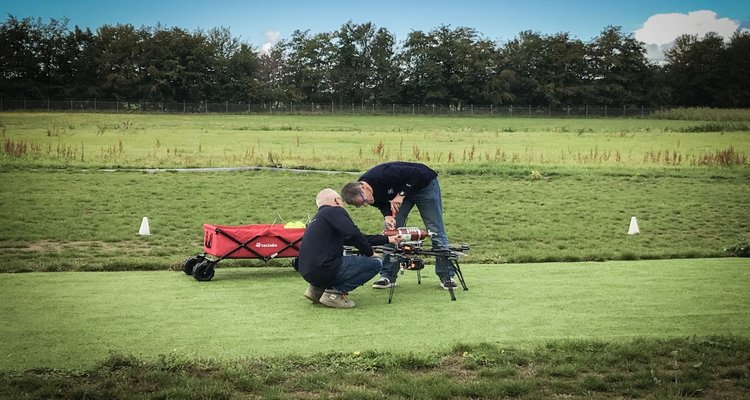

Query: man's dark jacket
left=297, top=205, right=387, bottom=288
left=359, top=162, right=438, bottom=217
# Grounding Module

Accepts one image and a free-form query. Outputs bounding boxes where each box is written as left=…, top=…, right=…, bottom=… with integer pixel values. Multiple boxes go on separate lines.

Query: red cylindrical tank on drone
left=382, top=227, right=431, bottom=241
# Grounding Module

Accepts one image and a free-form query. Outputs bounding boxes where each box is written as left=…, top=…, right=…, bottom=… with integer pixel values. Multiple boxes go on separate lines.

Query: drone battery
left=383, top=227, right=431, bottom=241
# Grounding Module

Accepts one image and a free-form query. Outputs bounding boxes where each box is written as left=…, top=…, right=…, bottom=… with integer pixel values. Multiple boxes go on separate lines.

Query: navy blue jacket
left=297, top=205, right=387, bottom=288
left=359, top=162, right=438, bottom=217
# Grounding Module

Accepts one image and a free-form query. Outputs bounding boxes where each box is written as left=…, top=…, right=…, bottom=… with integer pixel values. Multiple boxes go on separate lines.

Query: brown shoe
left=304, top=284, right=325, bottom=303
left=319, top=289, right=355, bottom=308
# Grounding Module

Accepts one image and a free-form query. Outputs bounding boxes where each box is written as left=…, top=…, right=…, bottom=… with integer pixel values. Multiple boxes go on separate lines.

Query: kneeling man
left=296, top=188, right=401, bottom=308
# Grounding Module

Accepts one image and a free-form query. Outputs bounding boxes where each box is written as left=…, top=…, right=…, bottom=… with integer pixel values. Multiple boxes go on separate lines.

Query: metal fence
left=0, top=97, right=672, bottom=117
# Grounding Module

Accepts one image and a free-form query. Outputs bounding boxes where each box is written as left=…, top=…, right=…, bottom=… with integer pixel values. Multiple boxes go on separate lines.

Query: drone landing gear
left=387, top=257, right=468, bottom=303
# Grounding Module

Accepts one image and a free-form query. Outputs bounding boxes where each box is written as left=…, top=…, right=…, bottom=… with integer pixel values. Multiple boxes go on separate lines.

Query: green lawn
left=1, top=258, right=747, bottom=371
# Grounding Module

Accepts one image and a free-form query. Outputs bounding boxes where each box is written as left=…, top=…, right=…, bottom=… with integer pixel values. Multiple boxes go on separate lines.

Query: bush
left=724, top=241, right=750, bottom=257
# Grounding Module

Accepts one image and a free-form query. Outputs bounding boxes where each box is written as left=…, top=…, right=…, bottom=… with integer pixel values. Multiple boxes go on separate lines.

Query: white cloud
left=260, top=30, right=281, bottom=55
left=634, top=10, right=747, bottom=63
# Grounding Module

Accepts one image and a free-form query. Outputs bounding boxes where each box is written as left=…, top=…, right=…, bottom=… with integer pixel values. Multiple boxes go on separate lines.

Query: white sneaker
left=372, top=277, right=396, bottom=289
left=440, top=278, right=458, bottom=290
left=304, top=284, right=324, bottom=303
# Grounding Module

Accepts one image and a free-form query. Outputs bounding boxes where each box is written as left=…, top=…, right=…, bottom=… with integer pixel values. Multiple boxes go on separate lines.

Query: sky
left=2, top=0, right=749, bottom=61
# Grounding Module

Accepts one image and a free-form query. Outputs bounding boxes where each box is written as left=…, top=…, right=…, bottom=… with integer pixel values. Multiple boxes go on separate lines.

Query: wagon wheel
left=192, top=260, right=216, bottom=281
left=182, top=255, right=205, bottom=275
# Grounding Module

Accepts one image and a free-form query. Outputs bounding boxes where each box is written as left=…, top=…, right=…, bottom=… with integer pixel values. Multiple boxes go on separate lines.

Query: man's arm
left=328, top=208, right=375, bottom=256
left=363, top=234, right=388, bottom=246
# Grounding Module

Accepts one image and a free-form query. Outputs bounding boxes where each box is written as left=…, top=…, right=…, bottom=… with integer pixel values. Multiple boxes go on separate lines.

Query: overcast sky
left=3, top=0, right=748, bottom=61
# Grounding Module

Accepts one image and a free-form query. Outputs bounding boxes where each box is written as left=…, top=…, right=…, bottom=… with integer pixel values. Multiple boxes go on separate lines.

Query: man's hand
left=387, top=235, right=403, bottom=245
left=384, top=216, right=396, bottom=229
left=390, top=194, right=404, bottom=215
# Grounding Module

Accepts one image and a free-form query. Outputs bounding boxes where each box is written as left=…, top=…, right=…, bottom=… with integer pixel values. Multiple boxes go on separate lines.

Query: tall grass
left=651, top=107, right=750, bottom=121
left=1, top=112, right=748, bottom=170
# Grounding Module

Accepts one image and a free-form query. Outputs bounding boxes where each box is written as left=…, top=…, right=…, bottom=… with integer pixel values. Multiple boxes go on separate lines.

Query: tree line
left=1, top=15, right=749, bottom=108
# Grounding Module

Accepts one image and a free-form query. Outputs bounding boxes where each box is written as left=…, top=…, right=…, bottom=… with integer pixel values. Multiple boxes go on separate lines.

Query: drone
left=371, top=227, right=470, bottom=303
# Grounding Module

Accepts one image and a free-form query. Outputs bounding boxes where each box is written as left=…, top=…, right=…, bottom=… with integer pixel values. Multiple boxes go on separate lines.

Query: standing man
left=296, top=188, right=401, bottom=308
left=341, top=162, right=456, bottom=290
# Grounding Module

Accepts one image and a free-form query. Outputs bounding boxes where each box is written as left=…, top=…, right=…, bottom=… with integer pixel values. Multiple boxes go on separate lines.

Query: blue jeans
left=381, top=178, right=453, bottom=281
left=332, top=255, right=383, bottom=293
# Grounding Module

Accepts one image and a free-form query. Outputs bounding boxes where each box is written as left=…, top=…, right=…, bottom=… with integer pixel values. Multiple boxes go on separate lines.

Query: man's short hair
left=341, top=182, right=361, bottom=205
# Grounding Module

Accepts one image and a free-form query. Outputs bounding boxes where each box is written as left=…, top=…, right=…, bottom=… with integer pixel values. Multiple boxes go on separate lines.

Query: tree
left=282, top=30, right=334, bottom=104
left=327, top=21, right=400, bottom=106
left=717, top=31, right=750, bottom=107
left=94, top=23, right=148, bottom=100
left=60, top=26, right=101, bottom=98
left=257, top=43, right=288, bottom=105
left=500, top=31, right=587, bottom=106
left=664, top=32, right=725, bottom=106
left=206, top=27, right=260, bottom=102
left=369, top=27, right=401, bottom=105
left=330, top=21, right=373, bottom=105
left=586, top=26, right=654, bottom=106
left=401, top=25, right=497, bottom=106
left=0, top=16, right=70, bottom=98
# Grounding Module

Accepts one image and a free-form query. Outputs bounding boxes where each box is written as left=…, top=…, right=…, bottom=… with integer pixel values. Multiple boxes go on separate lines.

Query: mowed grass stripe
left=1, top=258, right=747, bottom=370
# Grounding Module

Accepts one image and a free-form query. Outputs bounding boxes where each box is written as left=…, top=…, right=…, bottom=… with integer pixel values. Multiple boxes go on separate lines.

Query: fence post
left=412, top=104, right=415, bottom=115
left=528, top=105, right=531, bottom=116
left=604, top=105, right=607, bottom=118
left=641, top=106, right=644, bottom=117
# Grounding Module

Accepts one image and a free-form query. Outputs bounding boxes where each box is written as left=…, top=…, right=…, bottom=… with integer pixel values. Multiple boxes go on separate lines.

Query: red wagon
left=182, top=223, right=305, bottom=281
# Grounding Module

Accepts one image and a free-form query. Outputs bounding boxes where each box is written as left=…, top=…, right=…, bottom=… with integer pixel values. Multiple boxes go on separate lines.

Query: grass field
left=2, top=259, right=748, bottom=371
left=1, top=112, right=749, bottom=398
left=0, top=168, right=748, bottom=271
